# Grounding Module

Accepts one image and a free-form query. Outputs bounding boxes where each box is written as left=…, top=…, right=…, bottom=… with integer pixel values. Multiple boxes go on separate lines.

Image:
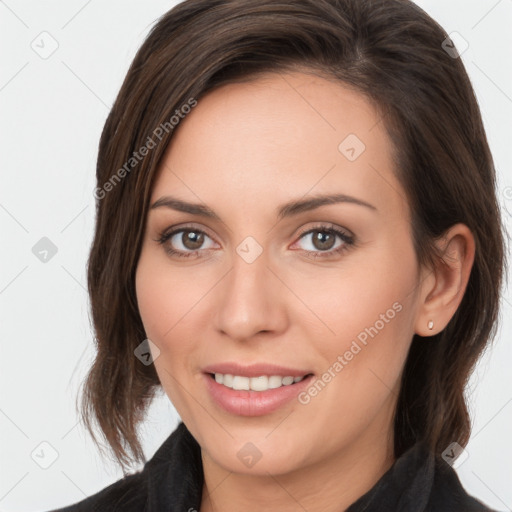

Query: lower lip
left=203, top=373, right=314, bottom=416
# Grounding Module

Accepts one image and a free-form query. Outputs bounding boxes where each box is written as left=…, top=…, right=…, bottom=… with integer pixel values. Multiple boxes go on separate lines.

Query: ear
left=414, top=223, right=475, bottom=337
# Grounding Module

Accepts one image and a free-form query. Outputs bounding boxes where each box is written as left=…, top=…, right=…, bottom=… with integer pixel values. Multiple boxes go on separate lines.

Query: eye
left=154, top=223, right=355, bottom=260
left=293, top=224, right=355, bottom=259
left=154, top=225, right=218, bottom=258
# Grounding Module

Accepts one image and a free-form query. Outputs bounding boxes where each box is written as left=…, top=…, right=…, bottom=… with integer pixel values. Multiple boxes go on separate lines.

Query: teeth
left=213, top=373, right=307, bottom=391
left=232, top=376, right=250, bottom=390
left=268, top=375, right=282, bottom=389
left=251, top=376, right=269, bottom=391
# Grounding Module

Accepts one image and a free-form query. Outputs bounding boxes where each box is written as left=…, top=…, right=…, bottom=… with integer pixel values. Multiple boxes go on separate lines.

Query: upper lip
left=202, top=362, right=313, bottom=378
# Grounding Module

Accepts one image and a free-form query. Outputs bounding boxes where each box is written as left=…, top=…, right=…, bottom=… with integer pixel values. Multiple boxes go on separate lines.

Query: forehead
left=151, top=71, right=408, bottom=222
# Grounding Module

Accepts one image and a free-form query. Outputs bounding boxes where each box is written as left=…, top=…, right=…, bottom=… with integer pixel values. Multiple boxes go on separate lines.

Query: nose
left=212, top=246, right=288, bottom=342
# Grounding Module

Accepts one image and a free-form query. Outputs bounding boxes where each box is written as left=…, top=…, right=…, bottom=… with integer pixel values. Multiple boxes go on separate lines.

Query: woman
left=49, top=0, right=506, bottom=510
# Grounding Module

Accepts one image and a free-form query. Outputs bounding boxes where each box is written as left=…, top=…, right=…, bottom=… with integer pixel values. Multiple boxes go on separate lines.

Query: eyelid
left=158, top=222, right=220, bottom=244
left=152, top=222, right=221, bottom=260
left=289, top=223, right=355, bottom=255
left=293, top=222, right=354, bottom=241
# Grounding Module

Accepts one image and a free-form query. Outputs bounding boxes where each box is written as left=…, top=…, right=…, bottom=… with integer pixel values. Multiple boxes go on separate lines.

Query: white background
left=1, top=1, right=511, bottom=511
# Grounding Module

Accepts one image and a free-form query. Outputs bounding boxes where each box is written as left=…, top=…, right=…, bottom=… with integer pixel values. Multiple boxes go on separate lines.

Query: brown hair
left=81, top=0, right=507, bottom=472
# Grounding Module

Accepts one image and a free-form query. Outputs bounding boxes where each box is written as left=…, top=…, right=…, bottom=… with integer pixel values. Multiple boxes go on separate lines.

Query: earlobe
left=414, top=223, right=475, bottom=337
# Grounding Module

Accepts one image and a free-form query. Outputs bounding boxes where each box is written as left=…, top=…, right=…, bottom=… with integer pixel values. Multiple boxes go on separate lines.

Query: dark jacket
left=47, top=422, right=497, bottom=512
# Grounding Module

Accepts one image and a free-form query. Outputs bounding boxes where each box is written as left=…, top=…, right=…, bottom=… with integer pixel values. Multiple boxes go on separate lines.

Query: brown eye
left=310, top=231, right=336, bottom=251
left=294, top=225, right=355, bottom=259
left=155, top=227, right=218, bottom=258
left=180, top=230, right=205, bottom=250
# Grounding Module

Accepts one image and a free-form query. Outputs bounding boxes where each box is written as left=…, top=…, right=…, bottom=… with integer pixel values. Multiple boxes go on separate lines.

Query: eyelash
left=154, top=223, right=355, bottom=260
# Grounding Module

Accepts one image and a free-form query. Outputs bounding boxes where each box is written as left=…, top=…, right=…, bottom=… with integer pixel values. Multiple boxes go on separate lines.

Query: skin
left=135, top=70, right=475, bottom=512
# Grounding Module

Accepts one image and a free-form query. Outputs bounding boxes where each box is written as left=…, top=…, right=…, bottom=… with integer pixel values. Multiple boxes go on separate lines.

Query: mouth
left=202, top=363, right=315, bottom=416
left=207, top=372, right=313, bottom=391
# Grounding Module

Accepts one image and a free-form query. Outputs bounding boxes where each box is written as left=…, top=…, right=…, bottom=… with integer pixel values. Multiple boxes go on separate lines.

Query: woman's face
left=135, top=71, right=428, bottom=476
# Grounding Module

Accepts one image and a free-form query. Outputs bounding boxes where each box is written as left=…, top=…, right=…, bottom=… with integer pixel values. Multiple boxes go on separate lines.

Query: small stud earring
left=427, top=320, right=434, bottom=330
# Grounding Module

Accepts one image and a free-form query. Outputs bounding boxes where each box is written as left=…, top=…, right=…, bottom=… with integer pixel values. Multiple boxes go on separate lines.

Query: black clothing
left=48, top=422, right=497, bottom=512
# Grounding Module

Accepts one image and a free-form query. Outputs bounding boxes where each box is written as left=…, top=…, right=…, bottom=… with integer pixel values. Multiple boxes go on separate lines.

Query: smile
left=211, top=373, right=307, bottom=391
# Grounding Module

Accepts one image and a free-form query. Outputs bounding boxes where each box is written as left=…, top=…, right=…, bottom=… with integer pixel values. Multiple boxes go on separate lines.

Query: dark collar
left=144, top=422, right=204, bottom=512
left=142, top=422, right=493, bottom=512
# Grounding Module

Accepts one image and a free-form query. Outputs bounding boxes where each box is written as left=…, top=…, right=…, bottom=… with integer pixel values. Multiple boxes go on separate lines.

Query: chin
left=193, top=419, right=315, bottom=476
left=208, top=442, right=307, bottom=477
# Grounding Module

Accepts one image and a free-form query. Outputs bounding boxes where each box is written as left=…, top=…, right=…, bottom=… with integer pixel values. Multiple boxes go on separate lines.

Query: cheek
left=135, top=248, right=219, bottom=401
left=135, top=251, right=199, bottom=414
left=299, top=236, right=419, bottom=404
left=135, top=248, right=210, bottom=345
left=295, top=280, right=417, bottom=451
left=298, top=244, right=417, bottom=352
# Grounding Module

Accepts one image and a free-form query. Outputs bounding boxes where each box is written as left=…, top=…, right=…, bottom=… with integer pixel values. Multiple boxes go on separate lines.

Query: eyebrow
left=150, top=193, right=377, bottom=220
